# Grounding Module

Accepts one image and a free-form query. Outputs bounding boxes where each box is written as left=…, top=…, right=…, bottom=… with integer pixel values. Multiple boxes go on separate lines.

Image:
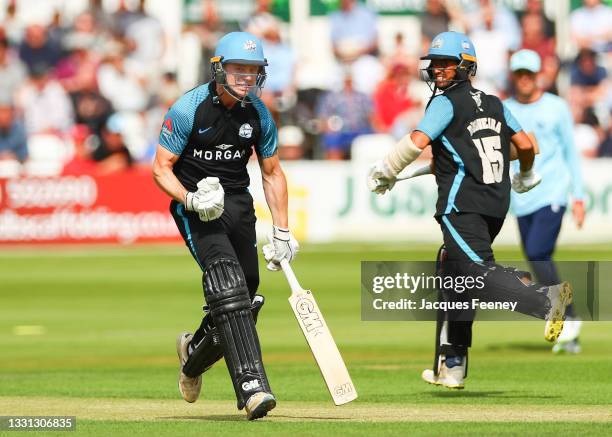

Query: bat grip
left=280, top=259, right=303, bottom=293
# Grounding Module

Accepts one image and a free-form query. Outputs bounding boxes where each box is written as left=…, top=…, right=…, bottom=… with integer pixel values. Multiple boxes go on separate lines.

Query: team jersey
left=416, top=82, right=522, bottom=218
left=159, top=81, right=277, bottom=193
left=504, top=93, right=584, bottom=217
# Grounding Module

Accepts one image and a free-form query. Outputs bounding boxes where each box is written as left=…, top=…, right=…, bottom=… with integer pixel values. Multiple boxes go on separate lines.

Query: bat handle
left=279, top=259, right=303, bottom=293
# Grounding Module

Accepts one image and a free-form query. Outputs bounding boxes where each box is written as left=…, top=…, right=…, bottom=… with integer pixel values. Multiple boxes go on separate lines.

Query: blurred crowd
left=0, top=0, right=610, bottom=178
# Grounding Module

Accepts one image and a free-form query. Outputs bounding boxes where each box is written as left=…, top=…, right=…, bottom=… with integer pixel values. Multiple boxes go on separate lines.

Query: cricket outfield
left=1, top=244, right=611, bottom=436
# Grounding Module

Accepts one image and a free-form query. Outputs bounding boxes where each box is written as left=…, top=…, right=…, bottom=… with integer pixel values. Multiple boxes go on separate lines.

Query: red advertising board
left=0, top=168, right=181, bottom=244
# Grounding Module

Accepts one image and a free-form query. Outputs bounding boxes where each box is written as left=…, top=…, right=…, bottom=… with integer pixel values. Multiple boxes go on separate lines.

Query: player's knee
left=203, top=258, right=251, bottom=313
left=524, top=244, right=552, bottom=261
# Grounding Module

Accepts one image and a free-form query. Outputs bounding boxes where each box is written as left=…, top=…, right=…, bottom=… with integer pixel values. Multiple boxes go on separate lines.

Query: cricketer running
left=505, top=49, right=586, bottom=354
left=152, top=31, right=298, bottom=420
left=367, top=31, right=573, bottom=389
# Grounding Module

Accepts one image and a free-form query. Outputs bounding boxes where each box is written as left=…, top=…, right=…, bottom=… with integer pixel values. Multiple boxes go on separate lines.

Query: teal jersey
left=504, top=93, right=584, bottom=217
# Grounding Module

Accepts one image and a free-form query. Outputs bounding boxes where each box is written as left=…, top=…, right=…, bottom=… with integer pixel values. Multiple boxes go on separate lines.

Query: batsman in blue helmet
left=152, top=31, right=298, bottom=419
left=368, top=32, right=574, bottom=389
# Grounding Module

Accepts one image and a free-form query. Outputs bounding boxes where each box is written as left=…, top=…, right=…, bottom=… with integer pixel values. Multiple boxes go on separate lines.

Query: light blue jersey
left=504, top=93, right=584, bottom=217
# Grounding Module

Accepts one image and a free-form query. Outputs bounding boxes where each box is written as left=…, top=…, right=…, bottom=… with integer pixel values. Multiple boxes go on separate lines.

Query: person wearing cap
left=505, top=49, right=585, bottom=354
left=367, top=32, right=573, bottom=389
left=152, top=32, right=297, bottom=420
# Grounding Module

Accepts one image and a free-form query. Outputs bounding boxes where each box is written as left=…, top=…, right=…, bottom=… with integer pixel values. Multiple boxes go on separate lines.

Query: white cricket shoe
left=245, top=391, right=276, bottom=420
left=553, top=317, right=583, bottom=354
left=176, top=332, right=202, bottom=403
left=422, top=362, right=465, bottom=389
left=544, top=282, right=573, bottom=342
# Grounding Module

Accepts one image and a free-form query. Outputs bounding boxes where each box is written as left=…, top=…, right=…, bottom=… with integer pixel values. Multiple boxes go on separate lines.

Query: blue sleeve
left=415, top=95, right=454, bottom=141
left=503, top=102, right=522, bottom=134
left=252, top=97, right=278, bottom=158
left=558, top=102, right=585, bottom=200
left=159, top=85, right=209, bottom=155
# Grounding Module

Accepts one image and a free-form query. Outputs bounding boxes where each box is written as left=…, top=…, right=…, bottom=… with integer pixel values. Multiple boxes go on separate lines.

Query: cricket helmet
left=420, top=31, right=477, bottom=90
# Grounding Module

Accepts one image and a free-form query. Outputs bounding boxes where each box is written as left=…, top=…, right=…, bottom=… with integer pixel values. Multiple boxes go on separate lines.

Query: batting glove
left=185, top=177, right=225, bottom=222
left=367, top=160, right=396, bottom=195
left=511, top=169, right=542, bottom=193
left=262, top=225, right=299, bottom=271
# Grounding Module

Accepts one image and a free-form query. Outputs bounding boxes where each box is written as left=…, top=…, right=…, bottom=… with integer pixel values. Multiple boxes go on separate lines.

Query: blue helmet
left=210, top=32, right=267, bottom=104
left=212, top=32, right=268, bottom=66
left=421, top=31, right=477, bottom=64
left=420, top=31, right=477, bottom=90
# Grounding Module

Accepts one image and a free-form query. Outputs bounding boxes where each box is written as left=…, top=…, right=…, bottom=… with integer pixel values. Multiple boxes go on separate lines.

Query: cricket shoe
left=553, top=317, right=583, bottom=354
left=245, top=391, right=276, bottom=420
left=544, top=282, right=573, bottom=342
left=421, top=358, right=465, bottom=390
left=176, top=332, right=202, bottom=403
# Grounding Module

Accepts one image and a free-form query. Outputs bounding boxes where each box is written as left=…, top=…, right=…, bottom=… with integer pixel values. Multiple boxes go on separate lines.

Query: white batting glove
left=367, top=160, right=396, bottom=195
left=185, top=177, right=225, bottom=222
left=511, top=169, right=542, bottom=193
left=262, top=225, right=299, bottom=271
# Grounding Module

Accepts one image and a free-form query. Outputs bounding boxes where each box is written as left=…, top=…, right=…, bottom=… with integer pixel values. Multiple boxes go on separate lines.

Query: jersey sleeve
left=251, top=96, right=278, bottom=158
left=502, top=102, right=523, bottom=134
left=415, top=95, right=454, bottom=141
left=159, top=86, right=208, bottom=155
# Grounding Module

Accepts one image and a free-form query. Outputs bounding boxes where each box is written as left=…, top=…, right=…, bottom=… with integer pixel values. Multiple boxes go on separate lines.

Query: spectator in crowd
left=570, top=0, right=612, bottom=53
left=88, top=0, right=114, bottom=36
left=62, top=124, right=97, bottom=175
left=92, top=113, right=133, bottom=174
left=55, top=32, right=101, bottom=94
left=598, top=112, right=612, bottom=157
left=466, top=0, right=522, bottom=52
left=469, top=6, right=512, bottom=94
left=572, top=106, right=604, bottom=158
left=316, top=71, right=373, bottom=160
left=97, top=40, right=148, bottom=113
left=372, top=60, right=417, bottom=134
left=3, top=1, right=24, bottom=45
left=16, top=63, right=74, bottom=136
left=517, top=0, right=555, bottom=38
left=18, top=24, right=63, bottom=74
left=110, top=0, right=142, bottom=37
left=570, top=49, right=608, bottom=110
left=419, top=0, right=463, bottom=54
left=0, top=101, right=27, bottom=162
left=247, top=14, right=296, bottom=125
left=520, top=13, right=559, bottom=94
left=70, top=69, right=114, bottom=139
left=0, top=34, right=27, bottom=102
left=125, top=0, right=165, bottom=86
left=330, top=0, right=378, bottom=63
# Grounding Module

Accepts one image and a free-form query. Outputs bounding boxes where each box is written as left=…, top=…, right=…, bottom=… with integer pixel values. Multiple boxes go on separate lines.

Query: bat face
left=289, top=289, right=358, bottom=406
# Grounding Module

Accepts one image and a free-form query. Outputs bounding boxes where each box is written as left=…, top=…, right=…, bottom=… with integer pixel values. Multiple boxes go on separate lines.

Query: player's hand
left=572, top=200, right=585, bottom=229
left=185, top=177, right=225, bottom=222
left=367, top=160, right=396, bottom=194
left=262, top=226, right=299, bottom=271
left=511, top=169, right=542, bottom=193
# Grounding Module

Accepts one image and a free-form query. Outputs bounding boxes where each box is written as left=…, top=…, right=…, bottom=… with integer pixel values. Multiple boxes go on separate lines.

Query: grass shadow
left=486, top=342, right=551, bottom=352
left=426, top=390, right=560, bottom=399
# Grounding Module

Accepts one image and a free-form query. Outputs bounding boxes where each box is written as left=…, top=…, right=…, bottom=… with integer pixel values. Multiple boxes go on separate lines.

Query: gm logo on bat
left=334, top=382, right=354, bottom=396
left=295, top=295, right=324, bottom=335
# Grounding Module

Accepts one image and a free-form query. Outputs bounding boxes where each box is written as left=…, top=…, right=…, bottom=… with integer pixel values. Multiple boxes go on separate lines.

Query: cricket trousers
left=170, top=190, right=260, bottom=347
left=435, top=212, right=504, bottom=358
left=517, top=205, right=574, bottom=317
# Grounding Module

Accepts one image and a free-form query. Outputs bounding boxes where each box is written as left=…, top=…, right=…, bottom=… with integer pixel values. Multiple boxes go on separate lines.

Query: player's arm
left=152, top=145, right=186, bottom=203
left=254, top=101, right=298, bottom=269
left=504, top=103, right=541, bottom=193
left=558, top=102, right=585, bottom=228
left=368, top=96, right=452, bottom=194
left=259, top=154, right=288, bottom=229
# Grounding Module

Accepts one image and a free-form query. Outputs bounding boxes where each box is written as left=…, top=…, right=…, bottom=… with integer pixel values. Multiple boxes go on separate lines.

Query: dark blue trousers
left=517, top=205, right=574, bottom=317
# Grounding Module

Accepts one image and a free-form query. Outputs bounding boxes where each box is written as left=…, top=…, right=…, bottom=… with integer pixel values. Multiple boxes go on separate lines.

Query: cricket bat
left=279, top=258, right=358, bottom=406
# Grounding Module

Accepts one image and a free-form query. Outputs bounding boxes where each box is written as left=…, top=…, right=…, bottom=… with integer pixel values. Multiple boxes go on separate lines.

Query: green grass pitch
left=1, top=243, right=611, bottom=436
